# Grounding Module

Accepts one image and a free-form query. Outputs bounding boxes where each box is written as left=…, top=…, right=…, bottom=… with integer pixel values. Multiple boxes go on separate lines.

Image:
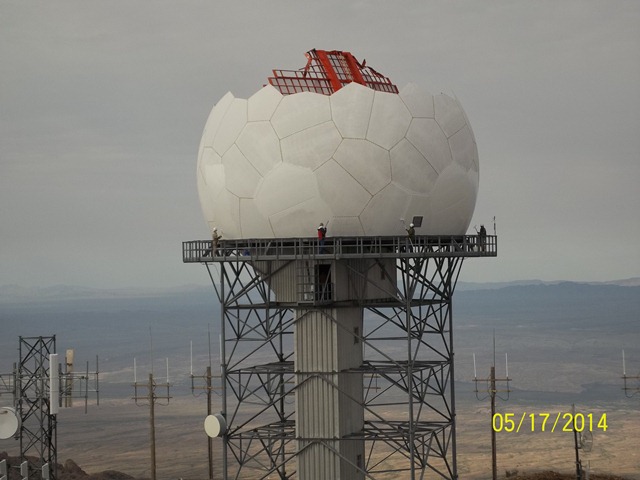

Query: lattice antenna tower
left=621, top=349, right=640, bottom=398
left=473, top=333, right=512, bottom=480
left=14, top=336, right=57, bottom=480
left=1, top=339, right=102, bottom=480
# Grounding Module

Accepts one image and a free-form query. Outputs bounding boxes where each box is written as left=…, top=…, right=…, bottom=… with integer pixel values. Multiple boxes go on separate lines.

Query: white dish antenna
left=0, top=406, right=20, bottom=439
left=204, top=413, right=227, bottom=438
left=579, top=430, right=593, bottom=452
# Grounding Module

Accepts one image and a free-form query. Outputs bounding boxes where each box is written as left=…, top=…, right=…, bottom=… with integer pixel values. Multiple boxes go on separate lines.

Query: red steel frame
left=268, top=49, right=399, bottom=96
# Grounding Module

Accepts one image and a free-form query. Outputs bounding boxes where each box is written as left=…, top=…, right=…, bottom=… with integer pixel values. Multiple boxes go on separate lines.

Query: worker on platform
left=212, top=227, right=222, bottom=255
left=204, top=227, right=222, bottom=257
left=406, top=223, right=415, bottom=241
left=317, top=222, right=327, bottom=253
left=405, top=223, right=415, bottom=252
left=479, top=224, right=487, bottom=251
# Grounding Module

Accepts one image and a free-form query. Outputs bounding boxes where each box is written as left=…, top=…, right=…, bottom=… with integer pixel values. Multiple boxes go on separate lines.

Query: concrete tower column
left=267, top=257, right=395, bottom=479
left=295, top=305, right=364, bottom=479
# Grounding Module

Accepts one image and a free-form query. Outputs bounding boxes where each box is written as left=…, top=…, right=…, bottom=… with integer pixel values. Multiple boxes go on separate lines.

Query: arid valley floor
left=2, top=394, right=635, bottom=479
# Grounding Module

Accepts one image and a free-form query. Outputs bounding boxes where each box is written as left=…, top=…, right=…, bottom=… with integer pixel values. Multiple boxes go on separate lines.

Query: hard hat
left=213, top=227, right=217, bottom=231
left=410, top=223, right=414, bottom=227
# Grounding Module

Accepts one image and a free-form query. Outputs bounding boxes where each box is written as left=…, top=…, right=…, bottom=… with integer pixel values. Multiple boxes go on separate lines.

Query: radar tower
left=188, top=49, right=496, bottom=479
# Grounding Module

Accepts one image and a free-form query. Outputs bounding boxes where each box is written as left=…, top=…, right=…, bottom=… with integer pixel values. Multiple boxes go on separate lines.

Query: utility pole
left=206, top=367, right=213, bottom=480
left=571, top=403, right=593, bottom=480
left=621, top=350, right=640, bottom=398
left=572, top=404, right=582, bottom=480
left=474, top=336, right=511, bottom=480
left=192, top=366, right=215, bottom=480
left=133, top=360, right=171, bottom=480
left=191, top=336, right=221, bottom=480
left=490, top=365, right=497, bottom=479
left=149, top=374, right=156, bottom=480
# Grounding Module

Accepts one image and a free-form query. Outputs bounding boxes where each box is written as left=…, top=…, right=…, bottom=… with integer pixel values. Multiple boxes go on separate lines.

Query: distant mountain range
left=457, top=277, right=640, bottom=290
left=1, top=278, right=638, bottom=302
left=0, top=283, right=212, bottom=302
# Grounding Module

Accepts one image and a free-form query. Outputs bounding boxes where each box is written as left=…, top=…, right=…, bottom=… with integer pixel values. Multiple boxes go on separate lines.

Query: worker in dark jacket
left=406, top=223, right=415, bottom=241
left=317, top=223, right=327, bottom=253
left=405, top=223, right=415, bottom=252
left=479, top=225, right=486, bottom=251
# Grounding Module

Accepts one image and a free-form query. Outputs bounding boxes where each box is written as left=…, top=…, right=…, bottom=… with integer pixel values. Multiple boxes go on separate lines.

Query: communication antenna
left=0, top=363, right=17, bottom=402
left=0, top=363, right=18, bottom=442
left=1, top=338, right=104, bottom=480
left=59, top=350, right=100, bottom=413
left=473, top=333, right=511, bottom=480
left=579, top=430, right=593, bottom=452
left=132, top=355, right=172, bottom=480
left=621, top=349, right=640, bottom=397
left=190, top=326, right=222, bottom=480
left=0, top=407, right=20, bottom=440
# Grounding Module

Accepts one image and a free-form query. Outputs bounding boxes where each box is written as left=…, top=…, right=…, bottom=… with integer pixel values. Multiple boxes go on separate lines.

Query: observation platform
left=182, top=234, right=496, bottom=263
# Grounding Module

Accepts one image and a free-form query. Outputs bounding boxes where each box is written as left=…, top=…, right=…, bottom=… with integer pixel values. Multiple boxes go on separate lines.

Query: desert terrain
left=2, top=394, right=636, bottom=479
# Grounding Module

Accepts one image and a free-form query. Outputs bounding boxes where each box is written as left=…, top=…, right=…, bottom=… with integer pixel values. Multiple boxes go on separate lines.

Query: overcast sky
left=1, top=1, right=639, bottom=289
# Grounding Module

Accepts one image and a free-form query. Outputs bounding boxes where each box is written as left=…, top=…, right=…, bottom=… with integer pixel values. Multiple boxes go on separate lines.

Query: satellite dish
left=579, top=430, right=593, bottom=452
left=204, top=413, right=227, bottom=438
left=0, top=407, right=20, bottom=439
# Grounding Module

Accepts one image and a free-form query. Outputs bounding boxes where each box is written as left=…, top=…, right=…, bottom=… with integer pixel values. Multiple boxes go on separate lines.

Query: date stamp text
left=492, top=412, right=608, bottom=433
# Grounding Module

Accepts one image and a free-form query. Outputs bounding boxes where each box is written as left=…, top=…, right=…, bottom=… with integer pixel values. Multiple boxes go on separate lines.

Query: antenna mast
left=190, top=331, right=221, bottom=480
left=621, top=349, right=640, bottom=397
left=473, top=335, right=512, bottom=480
left=132, top=357, right=171, bottom=480
left=59, top=350, right=100, bottom=413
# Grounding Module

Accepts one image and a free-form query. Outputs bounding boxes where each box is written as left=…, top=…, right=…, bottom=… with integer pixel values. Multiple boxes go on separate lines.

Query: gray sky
left=1, top=1, right=639, bottom=288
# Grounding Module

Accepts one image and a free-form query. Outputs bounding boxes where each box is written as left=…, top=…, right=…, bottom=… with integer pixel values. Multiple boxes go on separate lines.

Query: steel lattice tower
left=184, top=234, right=496, bottom=479
left=17, top=336, right=58, bottom=480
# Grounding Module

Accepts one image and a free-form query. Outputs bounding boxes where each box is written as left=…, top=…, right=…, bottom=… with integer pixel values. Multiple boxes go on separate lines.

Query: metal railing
left=183, top=235, right=496, bottom=263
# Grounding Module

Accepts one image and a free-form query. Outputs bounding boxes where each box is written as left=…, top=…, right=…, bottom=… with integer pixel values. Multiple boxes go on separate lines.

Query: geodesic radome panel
left=197, top=82, right=479, bottom=238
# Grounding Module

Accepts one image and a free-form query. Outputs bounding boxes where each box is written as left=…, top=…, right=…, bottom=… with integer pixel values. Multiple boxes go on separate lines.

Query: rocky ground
left=0, top=452, right=135, bottom=480
left=506, top=472, right=629, bottom=480
left=1, top=452, right=634, bottom=480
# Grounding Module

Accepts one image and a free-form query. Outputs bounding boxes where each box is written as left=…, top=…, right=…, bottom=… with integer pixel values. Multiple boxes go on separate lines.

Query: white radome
left=197, top=82, right=478, bottom=238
